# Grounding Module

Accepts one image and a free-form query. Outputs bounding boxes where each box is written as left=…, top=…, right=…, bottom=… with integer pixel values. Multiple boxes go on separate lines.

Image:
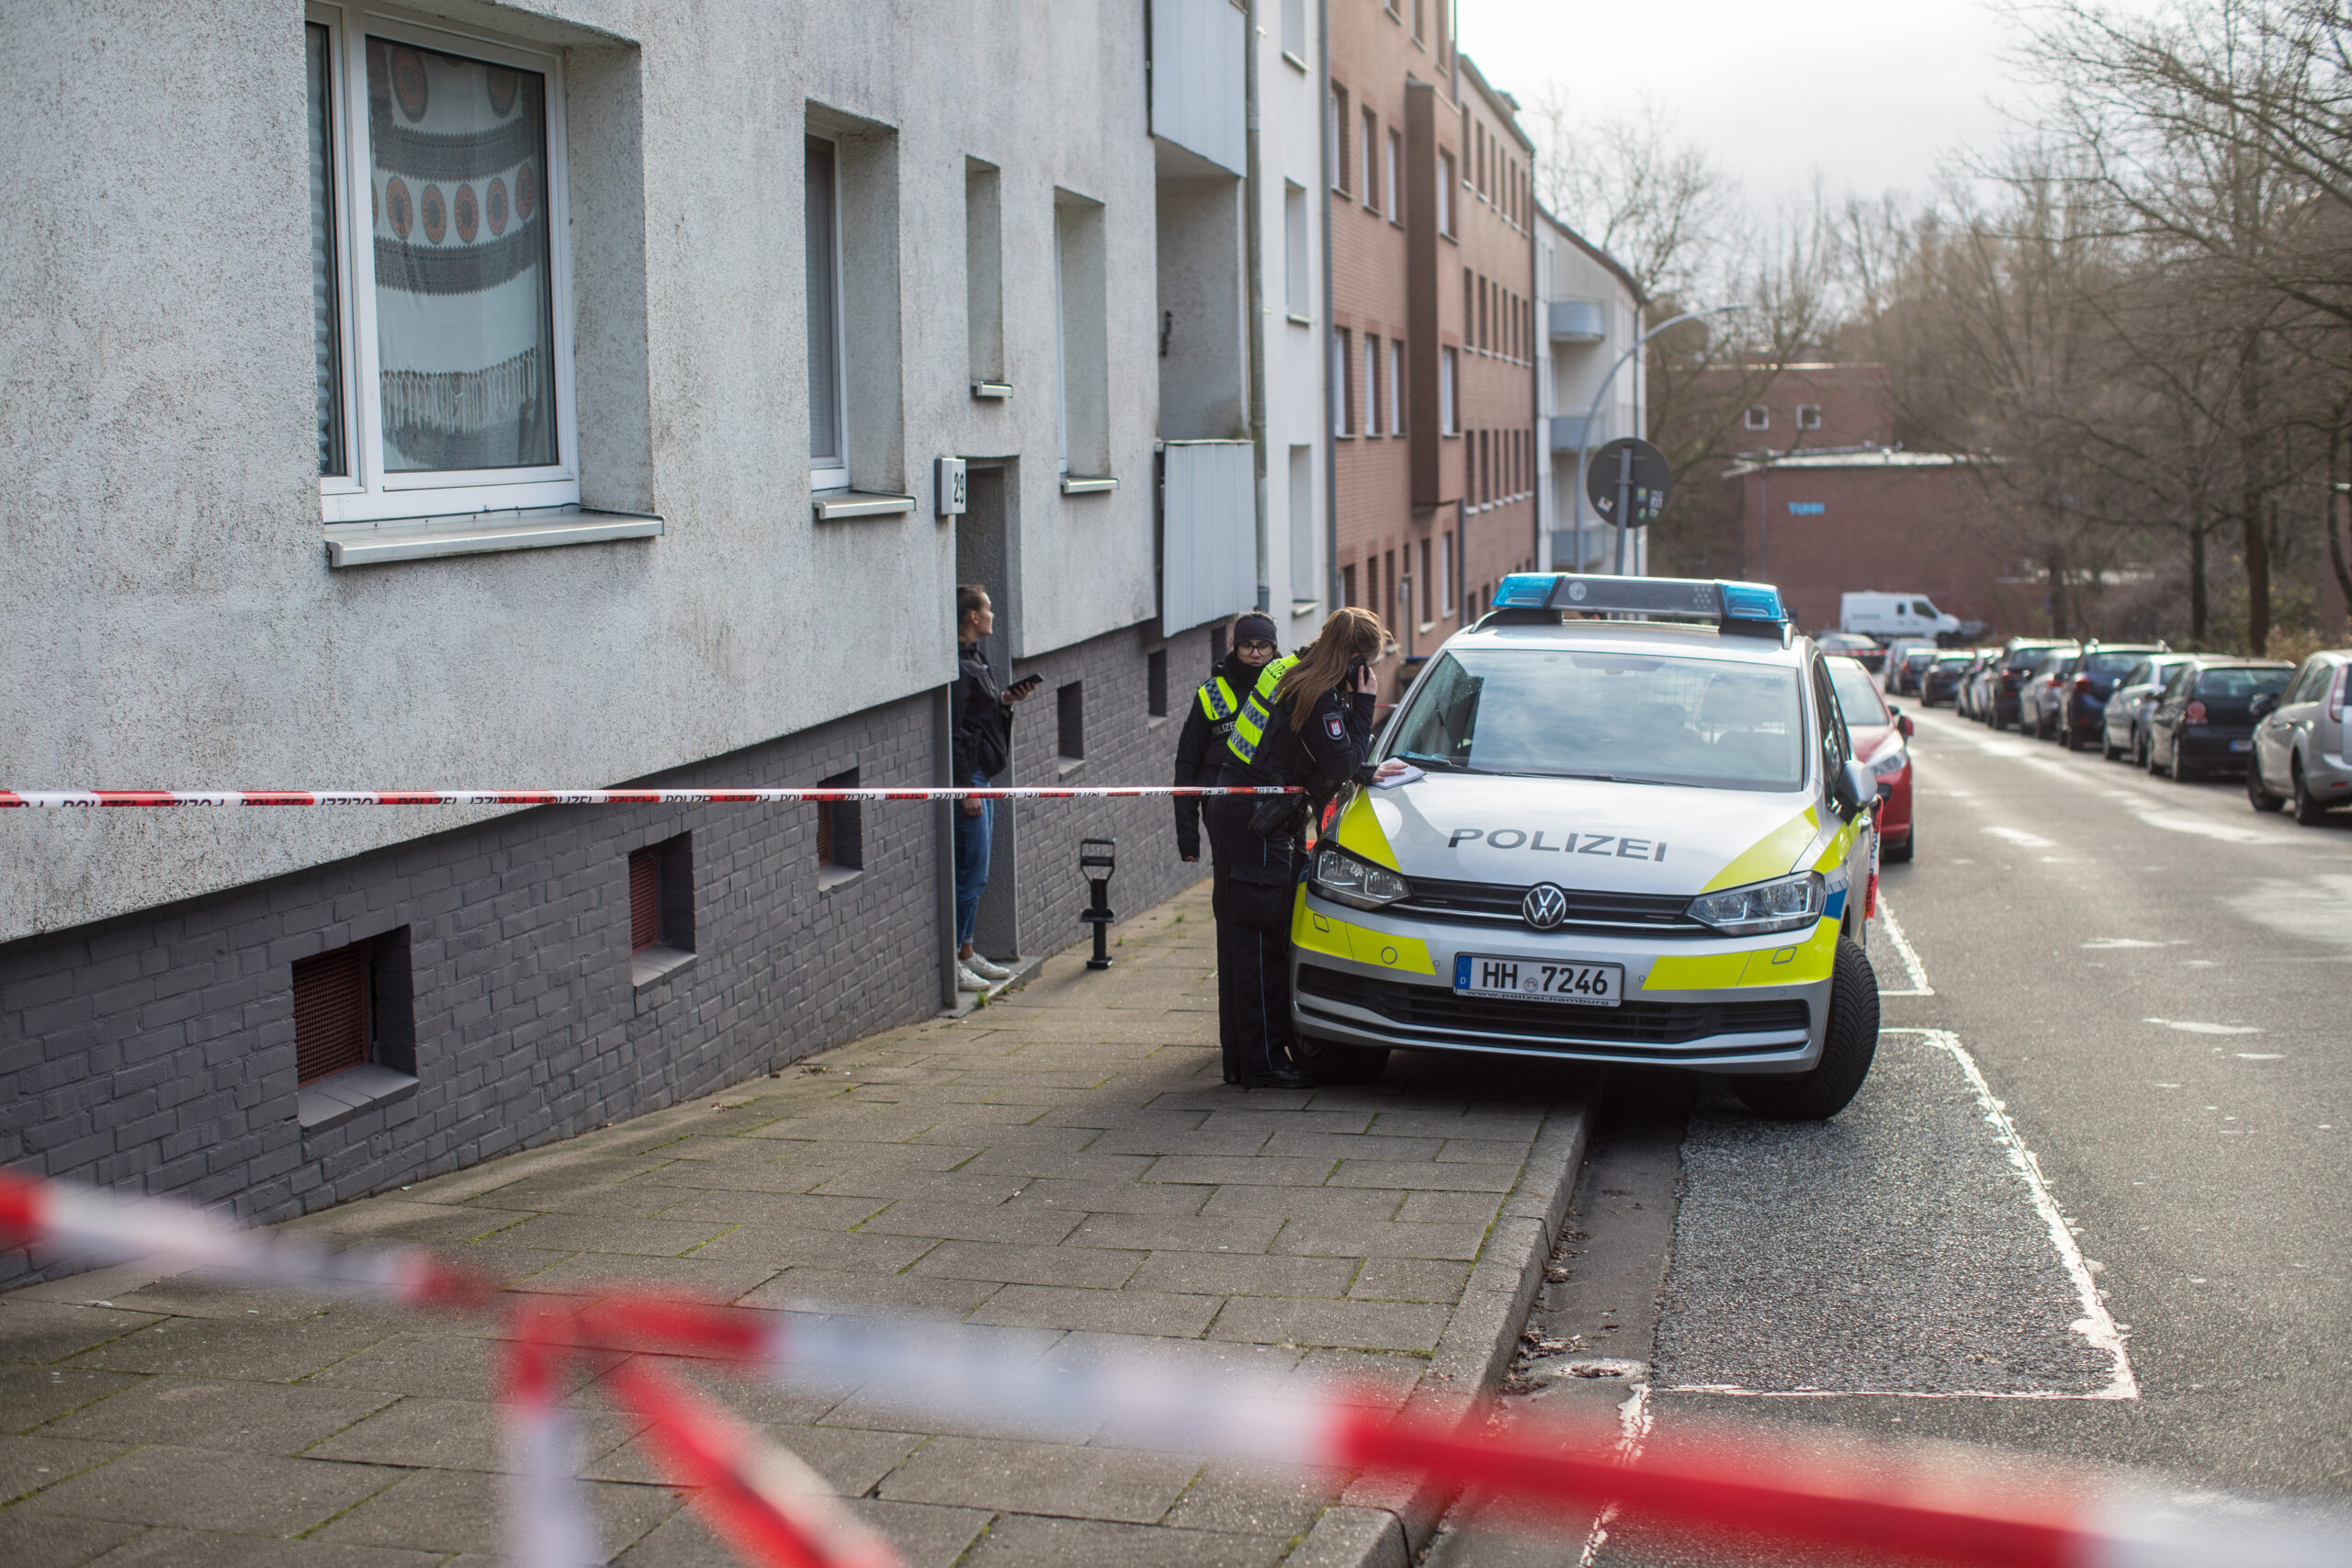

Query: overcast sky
left=1453, top=0, right=2145, bottom=206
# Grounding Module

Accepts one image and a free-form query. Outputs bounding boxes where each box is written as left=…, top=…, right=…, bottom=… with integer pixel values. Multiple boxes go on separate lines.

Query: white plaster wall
left=1536, top=211, right=1641, bottom=554
left=0, top=0, right=1162, bottom=941
left=1259, top=8, right=1327, bottom=638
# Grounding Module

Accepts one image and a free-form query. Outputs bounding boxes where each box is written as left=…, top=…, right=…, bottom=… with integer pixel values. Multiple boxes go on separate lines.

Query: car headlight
left=1311, top=848, right=1410, bottom=910
left=1686, top=871, right=1826, bottom=937
left=1868, top=745, right=1907, bottom=781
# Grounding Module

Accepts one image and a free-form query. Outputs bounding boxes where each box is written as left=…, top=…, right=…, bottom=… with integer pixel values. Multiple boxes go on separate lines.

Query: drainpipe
left=1320, top=0, right=1339, bottom=615
left=1245, top=0, right=1271, bottom=613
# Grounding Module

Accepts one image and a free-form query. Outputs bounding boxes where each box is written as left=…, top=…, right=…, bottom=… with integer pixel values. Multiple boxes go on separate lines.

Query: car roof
left=1447, top=617, right=1805, bottom=668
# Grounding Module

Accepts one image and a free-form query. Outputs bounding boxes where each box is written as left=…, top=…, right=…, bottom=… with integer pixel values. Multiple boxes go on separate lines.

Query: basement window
left=293, top=928, right=418, bottom=1134
left=628, top=833, right=695, bottom=985
left=816, top=769, right=863, bottom=891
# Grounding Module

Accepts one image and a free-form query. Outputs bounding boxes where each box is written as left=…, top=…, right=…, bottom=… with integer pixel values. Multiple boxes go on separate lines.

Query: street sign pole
left=1613, top=440, right=1635, bottom=575
left=1586, top=438, right=1672, bottom=578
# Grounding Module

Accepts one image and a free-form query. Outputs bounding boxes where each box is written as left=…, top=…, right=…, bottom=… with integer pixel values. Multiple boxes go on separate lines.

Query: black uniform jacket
left=1171, top=651, right=1264, bottom=858
left=950, top=642, right=1012, bottom=784
left=1223, top=681, right=1379, bottom=803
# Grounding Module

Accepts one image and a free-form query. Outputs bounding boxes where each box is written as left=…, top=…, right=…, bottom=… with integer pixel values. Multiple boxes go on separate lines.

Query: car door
left=2109, top=660, right=2152, bottom=747
left=1811, top=655, right=1872, bottom=937
left=2150, top=663, right=2193, bottom=756
left=2259, top=660, right=2321, bottom=790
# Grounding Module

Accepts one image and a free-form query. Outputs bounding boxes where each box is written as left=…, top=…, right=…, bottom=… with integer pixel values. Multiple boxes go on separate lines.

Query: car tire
left=1884, top=822, right=1914, bottom=863
left=2292, top=760, right=2331, bottom=827
left=2247, top=758, right=2285, bottom=812
left=2171, top=735, right=2197, bottom=783
left=2101, top=728, right=2121, bottom=761
left=1292, top=1035, right=1389, bottom=1086
left=1735, top=939, right=1879, bottom=1122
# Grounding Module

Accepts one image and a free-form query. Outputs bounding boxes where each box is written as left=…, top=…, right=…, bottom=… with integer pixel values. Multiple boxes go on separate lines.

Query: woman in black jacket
left=950, top=585, right=1034, bottom=991
left=1204, top=607, right=1395, bottom=1087
left=1171, top=612, right=1282, bottom=863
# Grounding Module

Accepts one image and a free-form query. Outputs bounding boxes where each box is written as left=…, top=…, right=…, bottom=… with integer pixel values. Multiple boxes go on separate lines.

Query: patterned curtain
left=367, top=39, right=556, bottom=474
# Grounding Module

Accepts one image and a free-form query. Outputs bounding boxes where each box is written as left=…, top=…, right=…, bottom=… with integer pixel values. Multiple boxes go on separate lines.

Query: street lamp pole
left=1569, top=303, right=1756, bottom=576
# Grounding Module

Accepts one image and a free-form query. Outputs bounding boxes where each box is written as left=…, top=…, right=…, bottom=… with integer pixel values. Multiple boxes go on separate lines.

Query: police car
left=1290, top=574, right=1883, bottom=1119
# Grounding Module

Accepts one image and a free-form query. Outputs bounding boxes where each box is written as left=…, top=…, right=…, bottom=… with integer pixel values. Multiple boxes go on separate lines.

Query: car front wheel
left=2171, top=735, right=2198, bottom=783
left=2293, top=760, right=2332, bottom=827
left=1735, top=939, right=1879, bottom=1121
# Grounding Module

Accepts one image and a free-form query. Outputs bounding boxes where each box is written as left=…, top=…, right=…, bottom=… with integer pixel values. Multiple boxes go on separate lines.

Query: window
left=1385, top=549, right=1399, bottom=624
left=1419, top=538, right=1432, bottom=625
left=1480, top=277, right=1491, bottom=352
left=1437, top=152, right=1453, bottom=234
left=1385, top=130, right=1401, bottom=221
left=1439, top=530, right=1453, bottom=617
left=293, top=942, right=371, bottom=1086
left=814, top=773, right=860, bottom=878
left=1333, top=327, right=1353, bottom=435
left=1746, top=405, right=1770, bottom=430
left=1054, top=192, right=1108, bottom=477
left=1366, top=552, right=1380, bottom=619
left=1363, top=335, right=1382, bottom=435
left=628, top=833, right=695, bottom=962
left=1281, top=0, right=1306, bottom=61
left=1341, top=561, right=1357, bottom=607
left=1478, top=430, right=1490, bottom=503
left=1797, top=404, right=1822, bottom=430
left=966, top=161, right=1003, bottom=388
left=1057, top=682, right=1085, bottom=764
left=808, top=136, right=847, bottom=486
left=1283, top=181, right=1309, bottom=319
left=1440, top=347, right=1458, bottom=434
left=1362, top=109, right=1379, bottom=210
left=1288, top=446, right=1316, bottom=604
left=1388, top=339, right=1405, bottom=435
left=309, top=8, right=575, bottom=522
left=1462, top=274, right=1474, bottom=353
left=1413, top=0, right=1426, bottom=42
left=1148, top=649, right=1169, bottom=718
left=1330, top=85, right=1350, bottom=192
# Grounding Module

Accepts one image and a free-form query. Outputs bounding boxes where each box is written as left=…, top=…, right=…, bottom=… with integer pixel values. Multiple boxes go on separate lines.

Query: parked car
left=1986, top=639, right=2075, bottom=729
left=1920, top=649, right=1975, bottom=707
left=2146, top=660, right=2294, bottom=781
left=2020, top=647, right=2079, bottom=739
left=1890, top=645, right=1939, bottom=696
left=1827, top=655, right=1915, bottom=862
left=1815, top=631, right=1886, bottom=673
left=2102, top=653, right=2194, bottom=764
left=2246, top=648, right=2352, bottom=823
left=2049, top=642, right=2167, bottom=750
left=1955, top=649, right=2003, bottom=720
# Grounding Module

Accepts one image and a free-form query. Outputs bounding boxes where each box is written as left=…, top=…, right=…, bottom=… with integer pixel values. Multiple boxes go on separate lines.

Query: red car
left=1827, top=655, right=1915, bottom=863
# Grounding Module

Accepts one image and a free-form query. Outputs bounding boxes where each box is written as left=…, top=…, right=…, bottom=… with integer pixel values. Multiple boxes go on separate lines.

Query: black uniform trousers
left=1202, top=792, right=1299, bottom=1082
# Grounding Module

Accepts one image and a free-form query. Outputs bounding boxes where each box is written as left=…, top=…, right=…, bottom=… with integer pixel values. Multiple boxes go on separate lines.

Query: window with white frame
left=1438, top=529, right=1453, bottom=615
left=1329, top=85, right=1349, bottom=193
left=1283, top=181, right=1309, bottom=319
left=807, top=136, right=848, bottom=489
left=1440, top=346, right=1458, bottom=434
left=1385, top=130, right=1400, bottom=221
left=1388, top=339, right=1404, bottom=435
left=1361, top=109, right=1378, bottom=210
left=1437, top=152, right=1453, bottom=235
left=1797, top=404, right=1822, bottom=430
left=308, top=6, right=576, bottom=523
left=1745, top=404, right=1770, bottom=430
left=1333, top=328, right=1353, bottom=436
left=1363, top=335, right=1381, bottom=435
left=1281, top=0, right=1306, bottom=62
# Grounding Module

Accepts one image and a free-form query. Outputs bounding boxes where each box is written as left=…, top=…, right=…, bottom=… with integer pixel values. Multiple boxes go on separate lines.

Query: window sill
left=322, top=506, right=662, bottom=569
left=1287, top=312, right=1313, bottom=327
left=1056, top=757, right=1086, bottom=779
left=1060, top=476, right=1119, bottom=495
left=1147, top=715, right=1171, bottom=731
left=631, top=944, right=695, bottom=989
left=1282, top=49, right=1307, bottom=72
left=1291, top=599, right=1323, bottom=617
left=971, top=381, right=1012, bottom=400
left=298, top=1064, right=419, bottom=1134
left=814, top=491, right=918, bottom=521
left=816, top=865, right=865, bottom=894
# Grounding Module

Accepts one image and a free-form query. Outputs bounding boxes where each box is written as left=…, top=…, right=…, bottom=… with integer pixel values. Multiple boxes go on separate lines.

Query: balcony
left=1548, top=299, right=1606, bottom=343
left=1549, top=414, right=1600, bottom=452
left=1149, top=0, right=1245, bottom=176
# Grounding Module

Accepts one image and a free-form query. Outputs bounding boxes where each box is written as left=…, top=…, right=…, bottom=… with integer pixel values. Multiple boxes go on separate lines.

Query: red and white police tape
left=0, top=785, right=1298, bottom=808
left=4, top=1166, right=2346, bottom=1567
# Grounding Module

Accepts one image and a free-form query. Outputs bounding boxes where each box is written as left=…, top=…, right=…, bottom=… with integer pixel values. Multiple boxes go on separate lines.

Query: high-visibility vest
left=1225, top=656, right=1298, bottom=767
left=1196, top=675, right=1238, bottom=725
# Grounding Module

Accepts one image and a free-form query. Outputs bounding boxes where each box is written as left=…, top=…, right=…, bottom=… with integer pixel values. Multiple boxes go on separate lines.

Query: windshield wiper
left=1542, top=772, right=1702, bottom=787
left=1396, top=750, right=1468, bottom=772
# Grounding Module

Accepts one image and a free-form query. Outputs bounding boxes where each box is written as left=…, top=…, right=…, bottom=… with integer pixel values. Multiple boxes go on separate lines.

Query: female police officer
left=1204, top=607, right=1392, bottom=1088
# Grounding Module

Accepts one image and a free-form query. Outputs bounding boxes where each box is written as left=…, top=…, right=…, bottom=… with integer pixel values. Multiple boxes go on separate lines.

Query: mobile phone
left=1346, top=658, right=1370, bottom=688
left=1008, top=674, right=1044, bottom=697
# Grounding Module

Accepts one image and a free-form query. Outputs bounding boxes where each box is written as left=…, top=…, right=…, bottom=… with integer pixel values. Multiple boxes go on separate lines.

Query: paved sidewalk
left=0, top=883, right=1593, bottom=1568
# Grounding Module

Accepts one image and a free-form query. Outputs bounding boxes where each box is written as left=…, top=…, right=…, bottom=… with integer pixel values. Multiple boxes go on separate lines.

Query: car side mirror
left=2250, top=693, right=2278, bottom=718
left=1834, top=759, right=1875, bottom=818
left=1896, top=713, right=1916, bottom=739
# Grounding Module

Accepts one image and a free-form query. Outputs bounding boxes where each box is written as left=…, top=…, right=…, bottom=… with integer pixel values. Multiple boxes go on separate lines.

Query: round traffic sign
left=1586, top=437, right=1673, bottom=525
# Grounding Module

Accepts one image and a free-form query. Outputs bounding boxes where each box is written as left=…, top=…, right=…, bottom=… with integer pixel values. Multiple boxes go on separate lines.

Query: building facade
left=1535, top=210, right=1646, bottom=574
left=0, top=0, right=1285, bottom=1269
left=1449, top=57, right=1539, bottom=621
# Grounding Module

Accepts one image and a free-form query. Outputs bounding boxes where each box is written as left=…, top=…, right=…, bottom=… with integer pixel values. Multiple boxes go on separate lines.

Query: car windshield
left=1904, top=650, right=1936, bottom=668
left=2007, top=648, right=2058, bottom=670
left=2084, top=652, right=2147, bottom=677
left=1388, top=649, right=1807, bottom=792
left=2194, top=667, right=2291, bottom=698
left=1827, top=661, right=1891, bottom=726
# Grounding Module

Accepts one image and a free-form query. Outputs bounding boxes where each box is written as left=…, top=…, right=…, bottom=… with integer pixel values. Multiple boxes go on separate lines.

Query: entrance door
left=956, top=463, right=1022, bottom=964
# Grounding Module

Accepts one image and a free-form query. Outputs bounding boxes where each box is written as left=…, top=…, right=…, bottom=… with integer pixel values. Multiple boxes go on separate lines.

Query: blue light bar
left=1483, top=574, right=1790, bottom=633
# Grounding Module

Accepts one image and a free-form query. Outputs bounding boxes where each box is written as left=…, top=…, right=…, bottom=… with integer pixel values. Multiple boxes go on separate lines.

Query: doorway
left=956, top=462, right=1022, bottom=964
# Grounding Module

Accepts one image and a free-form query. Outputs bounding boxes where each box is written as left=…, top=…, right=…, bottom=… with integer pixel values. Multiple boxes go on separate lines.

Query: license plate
left=2231, top=739, right=2252, bottom=751
left=1453, top=953, right=1624, bottom=1008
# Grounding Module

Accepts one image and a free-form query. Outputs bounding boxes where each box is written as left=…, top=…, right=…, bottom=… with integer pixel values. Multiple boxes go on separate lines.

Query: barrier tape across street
left=3, top=1135, right=2346, bottom=1565
left=0, top=786, right=1300, bottom=808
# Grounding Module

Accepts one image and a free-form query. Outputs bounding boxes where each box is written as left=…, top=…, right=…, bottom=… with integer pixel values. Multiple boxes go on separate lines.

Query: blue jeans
left=954, top=772, right=992, bottom=949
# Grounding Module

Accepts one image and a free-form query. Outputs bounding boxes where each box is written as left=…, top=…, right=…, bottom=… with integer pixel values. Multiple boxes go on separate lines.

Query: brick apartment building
left=1326, top=2, right=1534, bottom=689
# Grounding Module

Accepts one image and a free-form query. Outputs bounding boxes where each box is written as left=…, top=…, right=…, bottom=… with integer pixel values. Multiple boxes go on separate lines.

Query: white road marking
left=2144, top=1018, right=2264, bottom=1035
left=1982, top=826, right=2056, bottom=848
left=2082, top=938, right=2182, bottom=949
left=1663, top=1029, right=2137, bottom=1403
left=1874, top=898, right=1933, bottom=997
left=2235, top=1053, right=2285, bottom=1060
left=2123, top=809, right=2275, bottom=845
left=1573, top=1371, right=1655, bottom=1568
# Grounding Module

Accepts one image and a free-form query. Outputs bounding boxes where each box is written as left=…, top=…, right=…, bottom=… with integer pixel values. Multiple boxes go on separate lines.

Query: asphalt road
left=1431, top=700, right=2352, bottom=1567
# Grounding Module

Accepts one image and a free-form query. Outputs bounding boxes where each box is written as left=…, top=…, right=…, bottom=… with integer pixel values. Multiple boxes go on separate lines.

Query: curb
left=1288, top=1081, right=1600, bottom=1568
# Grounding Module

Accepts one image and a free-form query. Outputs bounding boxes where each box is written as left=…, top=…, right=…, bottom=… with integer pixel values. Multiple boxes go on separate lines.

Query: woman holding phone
left=951, top=585, right=1038, bottom=992
left=1204, top=607, right=1395, bottom=1087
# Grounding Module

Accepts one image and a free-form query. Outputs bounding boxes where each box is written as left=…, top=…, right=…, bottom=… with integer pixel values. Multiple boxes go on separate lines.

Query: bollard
left=1078, top=837, right=1116, bottom=970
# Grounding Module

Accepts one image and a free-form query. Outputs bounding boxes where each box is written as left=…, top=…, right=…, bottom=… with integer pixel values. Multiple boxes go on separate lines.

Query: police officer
left=1174, top=614, right=1281, bottom=1084
left=1204, top=607, right=1394, bottom=1088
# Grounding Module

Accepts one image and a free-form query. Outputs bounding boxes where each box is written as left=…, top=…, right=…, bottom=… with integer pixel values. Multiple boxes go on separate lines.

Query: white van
left=1841, top=592, right=1961, bottom=640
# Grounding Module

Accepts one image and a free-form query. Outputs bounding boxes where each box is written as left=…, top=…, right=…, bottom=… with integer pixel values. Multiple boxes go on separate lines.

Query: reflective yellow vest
left=1225, top=656, right=1298, bottom=767
left=1196, top=675, right=1238, bottom=725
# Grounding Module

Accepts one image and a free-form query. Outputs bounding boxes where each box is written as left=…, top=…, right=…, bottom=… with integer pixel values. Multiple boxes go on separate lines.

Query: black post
left=1613, top=440, right=1636, bottom=575
left=1079, top=838, right=1116, bottom=971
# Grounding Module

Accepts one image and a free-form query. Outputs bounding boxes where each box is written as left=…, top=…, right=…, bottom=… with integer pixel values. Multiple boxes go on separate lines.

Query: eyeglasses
left=1238, top=640, right=1277, bottom=655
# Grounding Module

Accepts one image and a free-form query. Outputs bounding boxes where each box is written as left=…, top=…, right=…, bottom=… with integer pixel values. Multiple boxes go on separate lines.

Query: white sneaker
left=955, top=962, right=990, bottom=993
left=966, top=953, right=1012, bottom=981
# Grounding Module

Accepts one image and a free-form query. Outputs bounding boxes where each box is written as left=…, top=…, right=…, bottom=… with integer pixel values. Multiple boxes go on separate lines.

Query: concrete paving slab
left=311, top=1465, right=678, bottom=1558
left=874, top=1434, right=1201, bottom=1521
left=0, top=1303, right=162, bottom=1365
left=40, top=1374, right=396, bottom=1455
left=0, top=1512, right=143, bottom=1568
left=0, top=1434, right=131, bottom=1506
left=16, top=1444, right=401, bottom=1534
left=0, top=1367, right=145, bottom=1434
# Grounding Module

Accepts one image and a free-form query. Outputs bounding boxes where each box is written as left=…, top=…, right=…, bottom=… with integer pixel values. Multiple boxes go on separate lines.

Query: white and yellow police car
left=1291, top=573, right=1883, bottom=1119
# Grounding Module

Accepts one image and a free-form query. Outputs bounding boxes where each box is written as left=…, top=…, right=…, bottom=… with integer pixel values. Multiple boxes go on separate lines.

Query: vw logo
left=1521, top=883, right=1569, bottom=931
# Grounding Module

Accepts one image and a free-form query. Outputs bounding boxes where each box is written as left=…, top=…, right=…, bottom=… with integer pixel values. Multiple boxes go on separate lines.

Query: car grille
left=1298, top=967, right=1809, bottom=1046
left=1389, top=877, right=1703, bottom=935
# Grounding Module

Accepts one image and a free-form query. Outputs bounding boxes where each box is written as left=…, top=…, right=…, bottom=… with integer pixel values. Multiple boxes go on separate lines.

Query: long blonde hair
left=1274, top=608, right=1389, bottom=730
